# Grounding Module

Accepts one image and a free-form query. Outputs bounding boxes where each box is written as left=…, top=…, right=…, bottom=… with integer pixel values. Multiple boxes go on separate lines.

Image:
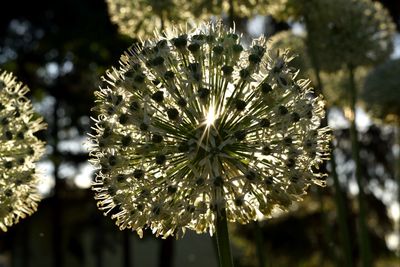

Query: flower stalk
left=303, top=14, right=353, bottom=265
left=228, top=0, right=235, bottom=28
left=215, top=208, right=234, bottom=267
left=253, top=221, right=266, bottom=267
left=331, top=150, right=353, bottom=267
left=397, top=121, right=400, bottom=207
left=348, top=64, right=372, bottom=267
left=395, top=121, right=400, bottom=258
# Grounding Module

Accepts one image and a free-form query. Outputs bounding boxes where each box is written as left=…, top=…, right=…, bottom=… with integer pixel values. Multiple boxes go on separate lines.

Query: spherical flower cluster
left=0, top=71, right=46, bottom=232
left=106, top=0, right=193, bottom=38
left=269, top=0, right=396, bottom=71
left=361, top=59, right=400, bottom=123
left=89, top=21, right=331, bottom=238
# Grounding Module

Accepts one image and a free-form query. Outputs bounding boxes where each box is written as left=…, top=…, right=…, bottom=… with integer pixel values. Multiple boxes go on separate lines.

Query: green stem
left=122, top=231, right=132, bottom=267
left=215, top=208, right=234, bottom=267
left=228, top=0, right=234, bottom=28
left=395, top=122, right=400, bottom=257
left=303, top=13, right=323, bottom=96
left=159, top=11, right=165, bottom=34
left=254, top=221, right=266, bottom=267
left=331, top=149, right=354, bottom=267
left=316, top=186, right=338, bottom=266
left=348, top=64, right=372, bottom=267
left=396, top=122, right=400, bottom=207
left=304, top=15, right=353, bottom=266
left=212, top=234, right=221, bottom=267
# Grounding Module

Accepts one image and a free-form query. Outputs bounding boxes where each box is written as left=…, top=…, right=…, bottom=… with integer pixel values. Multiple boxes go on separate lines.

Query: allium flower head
left=361, top=59, right=400, bottom=123
left=89, top=21, right=331, bottom=238
left=106, top=0, right=193, bottom=38
left=0, top=70, right=46, bottom=232
left=269, top=0, right=396, bottom=71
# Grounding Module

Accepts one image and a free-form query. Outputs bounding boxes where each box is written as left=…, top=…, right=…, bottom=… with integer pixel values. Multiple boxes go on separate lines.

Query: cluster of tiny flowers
left=0, top=71, right=46, bottom=232
left=88, top=21, right=331, bottom=238
left=106, top=0, right=193, bottom=38
left=269, top=0, right=396, bottom=71
left=361, top=59, right=400, bottom=123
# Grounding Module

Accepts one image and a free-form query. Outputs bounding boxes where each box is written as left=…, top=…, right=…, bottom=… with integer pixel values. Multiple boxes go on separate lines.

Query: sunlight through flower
left=0, top=70, right=46, bottom=232
left=206, top=105, right=216, bottom=127
left=88, top=21, right=331, bottom=238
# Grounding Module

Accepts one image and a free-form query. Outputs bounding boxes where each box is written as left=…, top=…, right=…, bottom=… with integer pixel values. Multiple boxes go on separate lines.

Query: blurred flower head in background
left=361, top=58, right=400, bottom=123
left=269, top=30, right=369, bottom=108
left=269, top=0, right=396, bottom=71
left=0, top=70, right=46, bottom=232
left=88, top=21, right=331, bottom=238
left=106, top=0, right=194, bottom=38
left=269, top=30, right=310, bottom=78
